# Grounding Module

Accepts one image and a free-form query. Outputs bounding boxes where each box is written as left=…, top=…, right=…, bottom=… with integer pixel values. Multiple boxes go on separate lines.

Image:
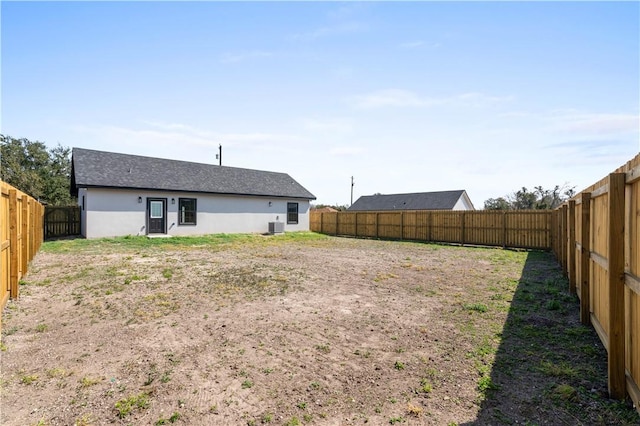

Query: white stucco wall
left=81, top=188, right=311, bottom=238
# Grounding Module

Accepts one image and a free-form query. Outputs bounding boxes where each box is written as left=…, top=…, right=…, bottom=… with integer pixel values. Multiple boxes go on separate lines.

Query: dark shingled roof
left=348, top=190, right=471, bottom=211
left=71, top=148, right=315, bottom=200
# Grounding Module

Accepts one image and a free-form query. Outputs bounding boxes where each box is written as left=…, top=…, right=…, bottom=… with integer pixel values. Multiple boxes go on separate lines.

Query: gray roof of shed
left=71, top=148, right=315, bottom=200
left=348, top=190, right=469, bottom=211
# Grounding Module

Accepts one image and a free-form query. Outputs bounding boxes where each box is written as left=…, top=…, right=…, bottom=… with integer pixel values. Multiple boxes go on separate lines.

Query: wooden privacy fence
left=0, top=180, right=44, bottom=327
left=44, top=206, right=81, bottom=239
left=554, top=153, right=640, bottom=412
left=310, top=210, right=552, bottom=250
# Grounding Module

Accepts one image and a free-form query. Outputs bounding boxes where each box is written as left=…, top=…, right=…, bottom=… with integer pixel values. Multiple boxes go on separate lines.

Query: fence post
left=400, top=211, right=404, bottom=240
left=375, top=212, right=379, bottom=239
left=335, top=212, right=339, bottom=236
left=427, top=211, right=432, bottom=242
left=568, top=200, right=576, bottom=294
left=461, top=211, right=466, bottom=246
left=9, top=190, right=19, bottom=299
left=21, top=196, right=28, bottom=276
left=502, top=211, right=507, bottom=249
left=320, top=212, right=324, bottom=234
left=607, top=173, right=626, bottom=399
left=355, top=212, right=358, bottom=238
left=561, top=204, right=568, bottom=275
left=580, top=192, right=591, bottom=326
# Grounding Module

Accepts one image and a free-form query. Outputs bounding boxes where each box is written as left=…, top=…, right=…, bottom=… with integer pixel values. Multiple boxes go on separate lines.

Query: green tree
left=483, top=197, right=510, bottom=210
left=484, top=185, right=575, bottom=210
left=0, top=135, right=74, bottom=205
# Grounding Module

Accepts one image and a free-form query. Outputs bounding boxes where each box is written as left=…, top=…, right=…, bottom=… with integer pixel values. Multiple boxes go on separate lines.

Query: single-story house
left=71, top=148, right=316, bottom=238
left=348, top=190, right=475, bottom=211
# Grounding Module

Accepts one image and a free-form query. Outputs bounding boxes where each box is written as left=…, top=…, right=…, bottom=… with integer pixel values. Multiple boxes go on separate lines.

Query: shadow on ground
left=463, top=251, right=638, bottom=426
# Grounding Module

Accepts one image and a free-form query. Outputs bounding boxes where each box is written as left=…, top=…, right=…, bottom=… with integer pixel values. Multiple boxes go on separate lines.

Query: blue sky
left=2, top=1, right=638, bottom=207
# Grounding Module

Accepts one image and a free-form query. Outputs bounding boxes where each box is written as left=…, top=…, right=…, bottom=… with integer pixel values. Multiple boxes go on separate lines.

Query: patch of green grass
left=551, top=384, right=577, bottom=401
left=79, top=376, right=102, bottom=388
left=477, top=375, right=496, bottom=393
left=538, top=361, right=578, bottom=378
left=419, top=378, right=432, bottom=393
left=35, top=323, right=48, bottom=333
left=114, top=392, right=149, bottom=418
left=463, top=303, right=488, bottom=313
left=41, top=232, right=328, bottom=254
left=20, top=374, right=39, bottom=385
left=315, top=343, right=331, bottom=353
left=162, top=268, right=173, bottom=279
left=284, top=417, right=300, bottom=426
left=155, top=412, right=180, bottom=425
left=546, top=299, right=562, bottom=310
left=3, top=326, right=18, bottom=336
left=389, top=417, right=406, bottom=424
left=394, top=361, right=405, bottom=370
left=241, top=380, right=253, bottom=389
left=261, top=413, right=273, bottom=423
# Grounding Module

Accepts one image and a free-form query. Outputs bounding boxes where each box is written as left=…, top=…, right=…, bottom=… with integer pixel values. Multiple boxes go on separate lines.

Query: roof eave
left=75, top=184, right=315, bottom=200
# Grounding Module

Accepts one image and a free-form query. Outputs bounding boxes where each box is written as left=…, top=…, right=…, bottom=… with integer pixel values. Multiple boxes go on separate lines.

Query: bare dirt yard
left=1, top=234, right=637, bottom=426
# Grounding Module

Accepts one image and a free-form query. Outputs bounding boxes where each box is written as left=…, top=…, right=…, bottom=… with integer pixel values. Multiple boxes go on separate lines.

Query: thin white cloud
left=349, top=89, right=436, bottom=109
left=398, top=41, right=440, bottom=50
left=219, top=51, right=274, bottom=64
left=553, top=113, right=639, bottom=135
left=348, top=90, right=513, bottom=109
left=399, top=41, right=424, bottom=49
left=454, top=92, right=515, bottom=106
left=69, top=122, right=301, bottom=156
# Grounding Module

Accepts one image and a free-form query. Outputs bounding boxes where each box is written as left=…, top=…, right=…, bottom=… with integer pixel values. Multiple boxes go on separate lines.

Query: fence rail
left=1, top=180, right=44, bottom=328
left=310, top=209, right=552, bottom=250
left=554, top=153, right=640, bottom=412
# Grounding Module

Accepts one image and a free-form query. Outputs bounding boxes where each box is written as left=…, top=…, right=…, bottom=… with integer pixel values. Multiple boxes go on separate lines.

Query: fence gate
left=44, top=206, right=80, bottom=239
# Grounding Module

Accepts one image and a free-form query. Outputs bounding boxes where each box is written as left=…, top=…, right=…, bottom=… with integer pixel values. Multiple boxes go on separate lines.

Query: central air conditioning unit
left=268, top=221, right=284, bottom=234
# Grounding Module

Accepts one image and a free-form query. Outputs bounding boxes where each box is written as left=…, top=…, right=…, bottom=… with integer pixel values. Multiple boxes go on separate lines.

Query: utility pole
left=350, top=176, right=354, bottom=206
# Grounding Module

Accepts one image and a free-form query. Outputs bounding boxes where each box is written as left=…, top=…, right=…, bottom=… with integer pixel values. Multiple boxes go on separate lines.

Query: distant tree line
left=484, top=185, right=576, bottom=210
left=0, top=134, right=74, bottom=206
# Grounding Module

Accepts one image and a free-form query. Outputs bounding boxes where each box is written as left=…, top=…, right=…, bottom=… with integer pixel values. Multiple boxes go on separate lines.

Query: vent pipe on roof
left=215, top=144, right=222, bottom=166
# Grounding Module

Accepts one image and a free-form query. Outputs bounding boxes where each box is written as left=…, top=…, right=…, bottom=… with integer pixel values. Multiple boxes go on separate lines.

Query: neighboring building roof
left=313, top=207, right=339, bottom=213
left=348, top=190, right=474, bottom=211
left=71, top=148, right=315, bottom=200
